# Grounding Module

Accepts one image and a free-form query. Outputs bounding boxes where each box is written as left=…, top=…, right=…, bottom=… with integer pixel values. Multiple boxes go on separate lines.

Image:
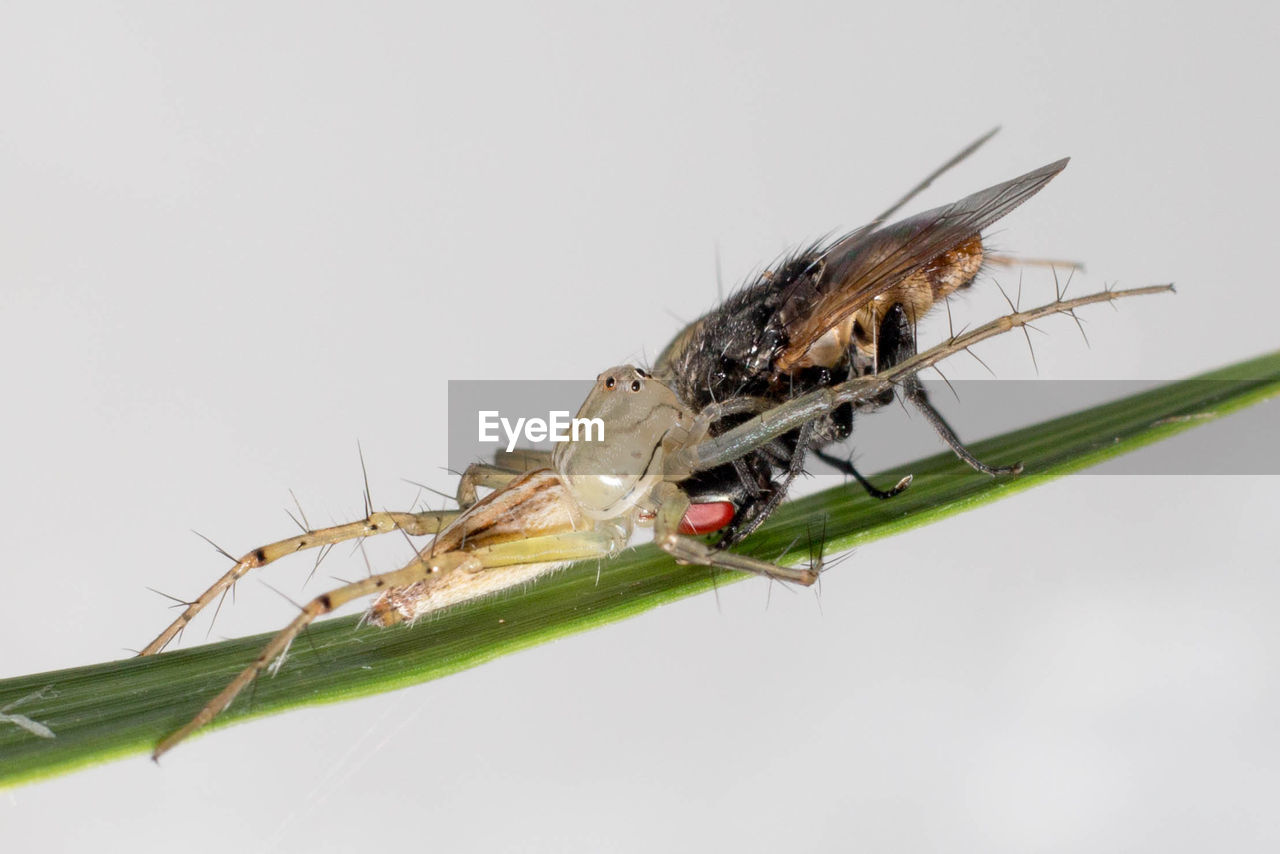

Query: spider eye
left=605, top=376, right=615, bottom=389
left=630, top=380, right=641, bottom=391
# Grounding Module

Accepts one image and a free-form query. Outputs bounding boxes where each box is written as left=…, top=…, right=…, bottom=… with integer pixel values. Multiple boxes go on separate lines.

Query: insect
left=654, top=130, right=1079, bottom=547
left=139, top=145, right=1172, bottom=758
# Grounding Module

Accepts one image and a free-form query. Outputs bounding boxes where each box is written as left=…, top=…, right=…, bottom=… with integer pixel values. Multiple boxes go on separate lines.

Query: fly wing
left=774, top=158, right=1069, bottom=367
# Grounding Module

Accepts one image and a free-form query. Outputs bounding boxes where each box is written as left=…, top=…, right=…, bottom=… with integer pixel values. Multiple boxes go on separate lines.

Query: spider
left=139, top=145, right=1171, bottom=758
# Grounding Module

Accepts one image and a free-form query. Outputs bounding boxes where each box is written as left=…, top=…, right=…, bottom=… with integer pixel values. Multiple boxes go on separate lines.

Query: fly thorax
left=552, top=365, right=689, bottom=519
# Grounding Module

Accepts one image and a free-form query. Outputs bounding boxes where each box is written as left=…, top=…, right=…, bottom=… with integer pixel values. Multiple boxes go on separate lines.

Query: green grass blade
left=2, top=349, right=1278, bottom=788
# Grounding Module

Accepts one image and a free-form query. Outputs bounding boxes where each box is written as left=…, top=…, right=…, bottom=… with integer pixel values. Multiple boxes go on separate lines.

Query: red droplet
left=678, top=501, right=735, bottom=535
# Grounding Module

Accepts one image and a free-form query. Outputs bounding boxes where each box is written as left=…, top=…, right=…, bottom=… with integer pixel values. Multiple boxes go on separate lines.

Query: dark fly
left=654, top=139, right=1066, bottom=546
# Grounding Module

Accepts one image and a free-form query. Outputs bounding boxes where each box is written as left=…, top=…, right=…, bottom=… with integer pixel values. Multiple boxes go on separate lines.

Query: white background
left=3, top=2, right=1278, bottom=851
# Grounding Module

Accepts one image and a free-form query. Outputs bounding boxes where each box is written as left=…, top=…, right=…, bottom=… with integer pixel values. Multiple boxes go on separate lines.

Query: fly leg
left=715, top=422, right=817, bottom=548
left=652, top=483, right=818, bottom=585
left=985, top=253, right=1084, bottom=272
left=812, top=449, right=913, bottom=499
left=880, top=302, right=1021, bottom=477
left=901, top=375, right=1022, bottom=475
left=139, top=507, right=461, bottom=655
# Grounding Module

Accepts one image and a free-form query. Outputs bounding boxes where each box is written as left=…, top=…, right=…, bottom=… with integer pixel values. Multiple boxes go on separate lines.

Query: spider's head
left=552, top=365, right=688, bottom=519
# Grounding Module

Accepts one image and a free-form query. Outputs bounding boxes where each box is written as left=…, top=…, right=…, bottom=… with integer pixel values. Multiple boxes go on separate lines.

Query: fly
left=657, top=130, right=1075, bottom=545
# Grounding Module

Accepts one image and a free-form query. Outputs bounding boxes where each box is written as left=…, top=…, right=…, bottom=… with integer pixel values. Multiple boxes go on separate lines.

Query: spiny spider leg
left=673, top=284, right=1175, bottom=475
left=455, top=451, right=554, bottom=508
left=494, top=449, right=554, bottom=470
left=139, top=507, right=460, bottom=656
left=154, top=521, right=633, bottom=759
left=455, top=464, right=525, bottom=509
left=152, top=549, right=479, bottom=759
left=651, top=482, right=819, bottom=585
left=142, top=453, right=561, bottom=655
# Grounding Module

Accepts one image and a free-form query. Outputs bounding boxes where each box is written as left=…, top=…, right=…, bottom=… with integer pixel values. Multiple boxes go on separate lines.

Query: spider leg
left=494, top=448, right=554, bottom=470
left=672, top=284, right=1174, bottom=476
left=152, top=549, right=480, bottom=759
left=139, top=507, right=460, bottom=656
left=154, top=521, right=629, bottom=758
left=455, top=463, right=525, bottom=509
left=454, top=450, right=554, bottom=508
left=651, top=482, right=818, bottom=586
